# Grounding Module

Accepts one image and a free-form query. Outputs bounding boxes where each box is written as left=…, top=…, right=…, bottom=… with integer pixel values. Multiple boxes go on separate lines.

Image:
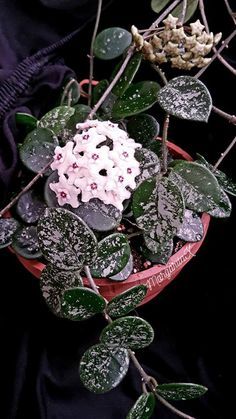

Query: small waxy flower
left=49, top=174, right=79, bottom=208
left=163, top=14, right=178, bottom=29
left=51, top=142, right=74, bottom=176
left=190, top=19, right=205, bottom=36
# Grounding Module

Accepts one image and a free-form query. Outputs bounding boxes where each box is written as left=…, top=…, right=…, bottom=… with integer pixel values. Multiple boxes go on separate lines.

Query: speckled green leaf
left=109, top=254, right=133, bottom=282
left=172, top=0, right=199, bottom=23
left=141, top=238, right=173, bottom=265
left=157, top=76, right=212, bottom=122
left=207, top=189, right=232, bottom=218
left=16, top=189, right=47, bottom=224
left=92, top=80, right=109, bottom=105
left=100, top=316, right=154, bottom=350
left=107, top=285, right=148, bottom=318
left=132, top=177, right=158, bottom=232
left=37, top=208, right=97, bottom=270
left=111, top=53, right=142, bottom=97
left=15, top=112, right=38, bottom=131
left=38, top=106, right=75, bottom=136
left=65, top=104, right=91, bottom=136
left=79, top=344, right=129, bottom=393
left=40, top=264, right=83, bottom=317
left=126, top=392, right=156, bottom=419
left=196, top=154, right=236, bottom=197
left=127, top=114, right=160, bottom=147
left=62, top=287, right=106, bottom=321
left=60, top=78, right=80, bottom=106
left=169, top=161, right=222, bottom=212
left=176, top=209, right=204, bottom=242
left=11, top=226, right=42, bottom=259
left=135, top=148, right=161, bottom=184
left=74, top=198, right=122, bottom=232
left=91, top=233, right=131, bottom=278
left=112, top=81, right=160, bottom=119
left=0, top=218, right=20, bottom=249
left=19, top=127, right=58, bottom=174
left=151, top=0, right=170, bottom=13
left=156, top=383, right=208, bottom=401
left=94, top=27, right=132, bottom=60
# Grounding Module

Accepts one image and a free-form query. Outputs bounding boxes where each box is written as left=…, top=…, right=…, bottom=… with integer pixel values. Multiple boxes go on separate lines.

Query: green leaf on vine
left=60, top=78, right=80, bottom=106
left=156, top=383, right=208, bottom=400
left=127, top=114, right=160, bottom=147
left=16, top=189, right=47, bottom=224
left=62, top=287, right=106, bottom=321
left=151, top=0, right=171, bottom=14
left=92, top=80, right=109, bottom=105
left=172, top=0, right=199, bottom=23
left=132, top=177, right=158, bottom=232
left=176, top=209, right=204, bottom=242
left=15, top=112, right=38, bottom=131
left=11, top=226, right=42, bottom=259
left=135, top=148, right=161, bottom=184
left=141, top=237, right=173, bottom=265
left=107, top=285, right=148, bottom=317
left=94, top=27, right=132, bottom=60
left=0, top=218, right=20, bottom=249
left=38, top=106, right=75, bottom=136
left=126, top=392, right=156, bottom=419
left=111, top=53, right=142, bottom=97
left=109, top=254, right=134, bottom=282
left=207, top=189, right=232, bottom=218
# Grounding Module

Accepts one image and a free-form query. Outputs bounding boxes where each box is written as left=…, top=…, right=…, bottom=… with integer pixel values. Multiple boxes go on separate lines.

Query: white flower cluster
left=49, top=120, right=141, bottom=211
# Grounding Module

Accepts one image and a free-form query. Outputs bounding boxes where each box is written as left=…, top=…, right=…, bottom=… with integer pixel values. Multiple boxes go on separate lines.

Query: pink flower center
left=118, top=176, right=124, bottom=182
left=90, top=183, right=97, bottom=190
left=122, top=151, right=129, bottom=158
left=82, top=134, right=89, bottom=140
left=56, top=153, right=63, bottom=161
left=92, top=153, right=99, bottom=160
left=72, top=162, right=78, bottom=169
left=60, top=191, right=67, bottom=198
left=127, top=168, right=132, bottom=174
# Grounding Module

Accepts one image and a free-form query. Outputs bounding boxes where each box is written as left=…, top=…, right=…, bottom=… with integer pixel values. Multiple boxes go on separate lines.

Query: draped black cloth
left=0, top=1, right=235, bottom=418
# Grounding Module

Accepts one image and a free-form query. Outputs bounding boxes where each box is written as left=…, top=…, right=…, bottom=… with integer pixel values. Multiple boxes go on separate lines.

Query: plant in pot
left=0, top=0, right=236, bottom=417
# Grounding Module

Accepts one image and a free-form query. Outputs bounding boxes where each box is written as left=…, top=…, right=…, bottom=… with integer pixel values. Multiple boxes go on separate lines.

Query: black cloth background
left=0, top=1, right=235, bottom=418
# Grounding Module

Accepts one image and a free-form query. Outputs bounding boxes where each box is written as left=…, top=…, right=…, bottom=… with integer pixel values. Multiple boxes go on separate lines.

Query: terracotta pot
left=9, top=141, right=210, bottom=305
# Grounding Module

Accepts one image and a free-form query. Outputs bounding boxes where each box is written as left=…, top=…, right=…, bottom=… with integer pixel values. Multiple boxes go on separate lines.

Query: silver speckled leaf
left=62, top=287, right=106, bottom=321
left=156, top=383, right=208, bottom=401
left=107, top=285, right=148, bottom=318
left=38, top=106, right=75, bottom=136
left=126, top=392, right=156, bottom=419
left=0, top=218, right=20, bottom=249
left=176, top=209, right=204, bottom=242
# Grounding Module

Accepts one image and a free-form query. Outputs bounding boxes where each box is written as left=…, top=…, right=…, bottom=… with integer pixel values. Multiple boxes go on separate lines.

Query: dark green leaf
left=65, top=104, right=91, bottom=136
left=92, top=80, right=109, bottom=105
left=169, top=161, right=222, bottom=212
left=127, top=114, right=160, bottom=147
left=151, top=0, right=170, bottom=13
left=19, top=127, right=58, bottom=174
left=40, top=264, right=83, bottom=317
left=157, top=76, right=212, bottom=122
left=60, top=78, right=80, bottom=106
left=37, top=208, right=97, bottom=270
left=74, top=198, right=122, bottom=232
left=135, top=148, right=161, bottom=184
left=79, top=343, right=129, bottom=393
left=172, top=0, right=199, bottom=23
left=91, top=233, right=131, bottom=278
left=15, top=112, right=38, bottom=131
left=132, top=177, right=158, bottom=232
left=156, top=383, right=208, bottom=401
left=208, top=189, right=232, bottom=218
left=111, top=53, right=142, bottom=97
left=141, top=238, right=173, bottom=264
left=109, top=254, right=133, bottom=282
left=11, top=226, right=42, bottom=259
left=16, top=189, right=47, bottom=224
left=126, top=393, right=156, bottom=419
left=0, top=218, right=20, bottom=249
left=38, top=106, right=75, bottom=136
left=176, top=209, right=204, bottom=242
left=112, top=81, right=160, bottom=119
left=94, top=27, right=132, bottom=60
left=107, top=285, right=148, bottom=318
left=100, top=316, right=154, bottom=350
left=62, top=287, right=106, bottom=321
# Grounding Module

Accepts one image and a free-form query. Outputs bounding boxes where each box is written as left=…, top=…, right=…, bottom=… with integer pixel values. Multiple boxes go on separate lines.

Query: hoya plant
left=0, top=0, right=236, bottom=418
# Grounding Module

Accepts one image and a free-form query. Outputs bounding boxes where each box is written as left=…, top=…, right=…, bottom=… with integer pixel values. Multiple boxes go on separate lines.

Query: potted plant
left=0, top=0, right=235, bottom=417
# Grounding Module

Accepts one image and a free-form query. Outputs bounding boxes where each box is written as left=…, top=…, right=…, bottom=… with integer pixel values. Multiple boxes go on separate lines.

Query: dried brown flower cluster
left=131, top=14, right=222, bottom=70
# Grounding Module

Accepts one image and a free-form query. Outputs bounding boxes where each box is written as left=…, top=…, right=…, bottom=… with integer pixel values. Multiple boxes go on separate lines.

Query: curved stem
left=223, top=0, right=236, bottom=25
left=213, top=135, right=236, bottom=171
left=178, top=0, right=187, bottom=26
left=60, top=78, right=80, bottom=106
left=84, top=265, right=100, bottom=294
left=212, top=106, right=236, bottom=125
left=151, top=63, right=168, bottom=85
left=88, top=0, right=103, bottom=107
left=155, top=392, right=196, bottom=419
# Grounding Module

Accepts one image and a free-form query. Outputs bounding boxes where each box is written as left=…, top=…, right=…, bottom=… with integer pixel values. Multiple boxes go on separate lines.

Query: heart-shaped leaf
left=74, top=198, right=122, bottom=232
left=126, top=393, right=156, bottom=419
left=62, top=287, right=106, bottom=321
left=156, top=383, right=208, bottom=400
left=19, top=128, right=58, bottom=174
left=40, top=264, right=83, bottom=317
left=91, top=233, right=131, bottom=278
left=94, top=27, right=132, bottom=60
left=176, top=209, right=204, bottom=242
left=11, top=226, right=42, bottom=259
left=112, top=81, right=160, bottom=119
left=151, top=0, right=171, bottom=13
left=15, top=112, right=38, bottom=131
left=0, top=218, right=20, bottom=249
left=16, top=189, right=47, bottom=224
left=79, top=343, right=129, bottom=393
left=100, top=316, right=154, bottom=350
left=157, top=76, right=212, bottom=122
left=127, top=114, right=160, bottom=147
left=38, top=106, right=75, bottom=136
left=135, top=148, right=161, bottom=184
left=107, top=285, right=148, bottom=318
left=141, top=238, right=173, bottom=265
left=37, top=208, right=97, bottom=270
left=169, top=161, right=222, bottom=212
left=207, top=189, right=232, bottom=218
left=172, top=0, right=199, bottom=23
left=111, top=53, right=142, bottom=97
left=109, top=254, right=133, bottom=282
left=132, top=177, right=158, bottom=232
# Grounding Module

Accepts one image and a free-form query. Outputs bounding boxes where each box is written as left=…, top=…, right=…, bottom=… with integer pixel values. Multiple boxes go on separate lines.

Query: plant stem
left=151, top=63, right=168, bottom=85
left=84, top=265, right=100, bottom=294
left=199, top=0, right=236, bottom=76
left=144, top=0, right=181, bottom=37
left=161, top=114, right=170, bottom=174
left=155, top=392, right=196, bottom=419
left=60, top=78, right=79, bottom=106
left=127, top=231, right=143, bottom=239
left=223, top=0, right=236, bottom=25
left=0, top=161, right=52, bottom=218
left=128, top=349, right=153, bottom=384
left=178, top=0, right=187, bottom=26
left=213, top=135, right=236, bottom=171
left=88, top=46, right=135, bottom=119
left=212, top=106, right=236, bottom=125
left=88, top=0, right=103, bottom=107
left=195, top=28, right=236, bottom=79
